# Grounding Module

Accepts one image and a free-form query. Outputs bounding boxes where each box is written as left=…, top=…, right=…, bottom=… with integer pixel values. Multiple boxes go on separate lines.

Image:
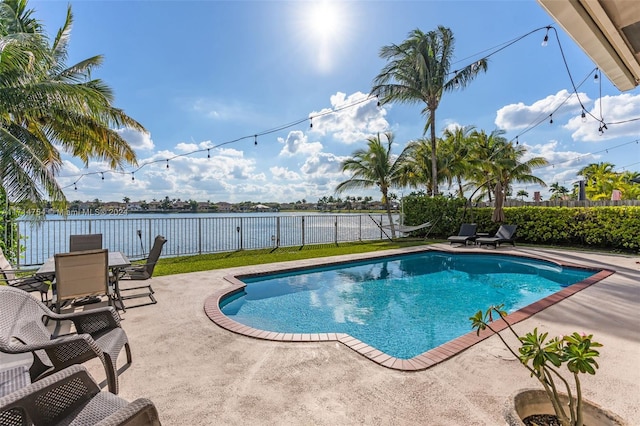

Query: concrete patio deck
left=85, top=244, right=639, bottom=425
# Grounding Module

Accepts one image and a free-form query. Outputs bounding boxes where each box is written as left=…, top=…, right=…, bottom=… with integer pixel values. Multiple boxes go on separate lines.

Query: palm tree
left=516, top=190, right=529, bottom=201
left=578, top=162, right=619, bottom=200
left=439, top=125, right=475, bottom=197
left=336, top=132, right=406, bottom=238
left=372, top=27, right=487, bottom=196
left=549, top=182, right=570, bottom=200
left=465, top=129, right=510, bottom=202
left=0, top=0, right=145, bottom=209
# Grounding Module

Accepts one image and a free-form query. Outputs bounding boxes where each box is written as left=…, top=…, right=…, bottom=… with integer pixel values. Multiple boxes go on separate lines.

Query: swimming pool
left=205, top=249, right=611, bottom=371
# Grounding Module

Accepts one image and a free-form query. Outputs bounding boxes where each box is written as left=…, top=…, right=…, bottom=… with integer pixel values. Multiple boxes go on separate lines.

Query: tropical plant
left=549, top=182, right=570, bottom=200
left=516, top=190, right=529, bottom=201
left=336, top=132, right=406, bottom=238
left=439, top=125, right=475, bottom=197
left=372, top=26, right=487, bottom=196
left=471, top=305, right=602, bottom=426
left=0, top=0, right=145, bottom=210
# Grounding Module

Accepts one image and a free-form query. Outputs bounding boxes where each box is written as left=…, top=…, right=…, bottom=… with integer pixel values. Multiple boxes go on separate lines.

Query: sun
left=308, top=1, right=343, bottom=40
left=298, top=1, right=348, bottom=73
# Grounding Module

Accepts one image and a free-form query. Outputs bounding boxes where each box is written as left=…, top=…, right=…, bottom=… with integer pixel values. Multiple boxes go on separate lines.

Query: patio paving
left=81, top=245, right=639, bottom=425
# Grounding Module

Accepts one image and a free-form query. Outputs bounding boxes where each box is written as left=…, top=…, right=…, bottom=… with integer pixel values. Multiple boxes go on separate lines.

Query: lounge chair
left=0, top=247, right=49, bottom=303
left=0, top=364, right=160, bottom=425
left=0, top=286, right=131, bottom=394
left=476, top=224, right=517, bottom=248
left=117, top=235, right=167, bottom=308
left=69, top=233, right=103, bottom=252
left=447, top=223, right=478, bottom=246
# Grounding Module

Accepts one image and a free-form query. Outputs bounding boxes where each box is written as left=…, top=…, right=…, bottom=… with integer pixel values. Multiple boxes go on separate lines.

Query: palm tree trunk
left=430, top=108, right=438, bottom=197
left=382, top=189, right=396, bottom=239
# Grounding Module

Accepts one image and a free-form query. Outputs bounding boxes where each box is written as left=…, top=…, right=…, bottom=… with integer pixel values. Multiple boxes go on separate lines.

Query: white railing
left=15, top=214, right=392, bottom=266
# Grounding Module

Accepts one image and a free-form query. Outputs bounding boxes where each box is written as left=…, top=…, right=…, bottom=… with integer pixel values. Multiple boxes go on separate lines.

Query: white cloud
left=495, top=90, right=589, bottom=131
left=116, top=128, right=154, bottom=151
left=565, top=93, right=640, bottom=142
left=270, top=166, right=301, bottom=180
left=310, top=91, right=389, bottom=144
left=300, top=152, right=345, bottom=183
left=278, top=130, right=323, bottom=157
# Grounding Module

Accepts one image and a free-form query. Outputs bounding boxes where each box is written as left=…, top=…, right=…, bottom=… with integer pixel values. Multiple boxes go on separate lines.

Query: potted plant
left=470, top=304, right=625, bottom=426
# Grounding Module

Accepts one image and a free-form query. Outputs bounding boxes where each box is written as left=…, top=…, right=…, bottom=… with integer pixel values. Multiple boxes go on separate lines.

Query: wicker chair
left=0, top=364, right=160, bottom=425
left=0, top=286, right=131, bottom=394
left=0, top=248, right=49, bottom=304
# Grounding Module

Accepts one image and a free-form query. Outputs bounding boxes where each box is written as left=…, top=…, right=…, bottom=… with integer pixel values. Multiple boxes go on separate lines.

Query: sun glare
left=299, top=1, right=348, bottom=73
left=309, top=1, right=342, bottom=39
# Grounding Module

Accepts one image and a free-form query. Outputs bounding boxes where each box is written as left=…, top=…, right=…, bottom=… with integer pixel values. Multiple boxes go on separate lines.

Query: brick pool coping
left=203, top=248, right=614, bottom=371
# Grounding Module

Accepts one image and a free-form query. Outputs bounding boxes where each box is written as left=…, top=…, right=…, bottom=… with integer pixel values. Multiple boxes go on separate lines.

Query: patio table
left=36, top=251, right=131, bottom=312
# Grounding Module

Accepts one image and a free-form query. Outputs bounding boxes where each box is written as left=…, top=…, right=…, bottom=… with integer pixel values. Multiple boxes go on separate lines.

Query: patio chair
left=69, top=233, right=103, bottom=252
left=0, top=285, right=132, bottom=394
left=476, top=224, right=518, bottom=248
left=0, top=364, right=160, bottom=425
left=447, top=223, right=478, bottom=246
left=0, top=247, right=49, bottom=304
left=53, top=249, right=111, bottom=314
left=117, top=236, right=166, bottom=309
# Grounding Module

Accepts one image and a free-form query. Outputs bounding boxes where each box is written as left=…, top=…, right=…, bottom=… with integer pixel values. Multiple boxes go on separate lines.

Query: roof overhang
left=537, top=0, right=640, bottom=91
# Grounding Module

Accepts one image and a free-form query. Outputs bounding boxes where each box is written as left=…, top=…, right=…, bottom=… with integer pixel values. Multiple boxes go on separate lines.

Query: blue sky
left=31, top=0, right=640, bottom=204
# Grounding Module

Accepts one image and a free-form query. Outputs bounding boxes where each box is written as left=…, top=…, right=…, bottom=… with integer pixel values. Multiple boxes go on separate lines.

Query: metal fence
left=15, top=214, right=391, bottom=267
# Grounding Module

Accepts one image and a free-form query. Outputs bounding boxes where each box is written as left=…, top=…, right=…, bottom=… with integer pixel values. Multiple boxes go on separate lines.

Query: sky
left=30, top=0, right=640, bottom=204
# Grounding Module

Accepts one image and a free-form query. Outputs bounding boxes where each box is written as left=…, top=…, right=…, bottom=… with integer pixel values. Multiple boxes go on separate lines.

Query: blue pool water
left=220, top=252, right=596, bottom=359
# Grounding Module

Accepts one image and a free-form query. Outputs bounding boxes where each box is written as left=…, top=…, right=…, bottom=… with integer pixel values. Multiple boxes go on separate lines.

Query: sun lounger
left=447, top=223, right=477, bottom=246
left=476, top=224, right=517, bottom=248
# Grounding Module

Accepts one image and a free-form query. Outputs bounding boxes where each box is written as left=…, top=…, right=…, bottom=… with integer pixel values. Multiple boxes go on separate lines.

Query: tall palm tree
left=577, top=162, right=618, bottom=200
left=0, top=0, right=145, bottom=208
left=336, top=132, right=406, bottom=238
left=372, top=27, right=487, bottom=196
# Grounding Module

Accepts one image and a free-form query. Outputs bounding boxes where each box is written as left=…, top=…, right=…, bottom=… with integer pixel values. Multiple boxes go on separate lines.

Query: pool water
left=220, top=252, right=596, bottom=359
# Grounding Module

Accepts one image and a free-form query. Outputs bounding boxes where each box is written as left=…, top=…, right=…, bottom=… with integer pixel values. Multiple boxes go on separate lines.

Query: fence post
left=276, top=216, right=280, bottom=248
left=301, top=216, right=305, bottom=246
left=198, top=217, right=202, bottom=255
left=238, top=217, right=243, bottom=250
left=359, top=215, right=362, bottom=241
left=334, top=216, right=338, bottom=245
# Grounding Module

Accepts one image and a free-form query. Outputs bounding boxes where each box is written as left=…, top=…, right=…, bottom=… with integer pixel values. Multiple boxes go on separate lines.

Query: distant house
left=215, top=202, right=233, bottom=213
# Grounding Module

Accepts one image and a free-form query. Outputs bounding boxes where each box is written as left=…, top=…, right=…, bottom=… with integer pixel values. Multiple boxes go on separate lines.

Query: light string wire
left=61, top=25, right=639, bottom=191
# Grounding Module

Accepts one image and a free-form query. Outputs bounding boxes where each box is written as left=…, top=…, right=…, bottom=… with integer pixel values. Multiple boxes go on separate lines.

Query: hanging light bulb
left=207, top=149, right=210, bottom=159
left=254, top=135, right=258, bottom=146
left=166, top=159, right=169, bottom=169
left=454, top=78, right=460, bottom=89
left=541, top=28, right=549, bottom=47
left=101, top=173, right=105, bottom=180
left=594, top=69, right=599, bottom=83
left=74, top=183, right=77, bottom=191
left=598, top=125, right=603, bottom=136
left=549, top=114, right=553, bottom=124
left=132, top=173, right=135, bottom=181
left=581, top=111, right=587, bottom=123
left=515, top=136, right=519, bottom=145
left=309, top=117, right=313, bottom=129
left=376, top=95, right=380, bottom=107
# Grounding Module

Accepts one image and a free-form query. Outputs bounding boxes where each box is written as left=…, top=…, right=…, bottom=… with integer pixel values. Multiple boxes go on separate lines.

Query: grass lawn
left=152, top=239, right=434, bottom=276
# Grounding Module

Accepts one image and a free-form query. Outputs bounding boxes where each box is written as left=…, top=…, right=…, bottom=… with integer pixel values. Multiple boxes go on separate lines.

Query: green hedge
left=403, top=195, right=640, bottom=251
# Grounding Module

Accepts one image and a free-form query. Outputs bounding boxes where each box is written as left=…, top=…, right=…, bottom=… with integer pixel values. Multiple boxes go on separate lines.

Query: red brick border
left=203, top=250, right=614, bottom=371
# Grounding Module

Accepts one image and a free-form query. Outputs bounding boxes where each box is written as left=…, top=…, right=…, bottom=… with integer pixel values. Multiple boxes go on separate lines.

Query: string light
left=309, top=117, right=313, bottom=129
left=58, top=26, right=640, bottom=192
left=581, top=111, right=586, bottom=123
left=74, top=183, right=77, bottom=190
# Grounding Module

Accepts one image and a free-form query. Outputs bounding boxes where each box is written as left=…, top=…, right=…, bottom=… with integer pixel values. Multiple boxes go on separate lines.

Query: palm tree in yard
left=440, top=125, right=475, bottom=198
left=0, top=0, right=144, bottom=209
left=336, top=132, right=406, bottom=238
left=549, top=182, right=570, bottom=200
left=372, top=26, right=487, bottom=196
left=516, top=190, right=529, bottom=201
